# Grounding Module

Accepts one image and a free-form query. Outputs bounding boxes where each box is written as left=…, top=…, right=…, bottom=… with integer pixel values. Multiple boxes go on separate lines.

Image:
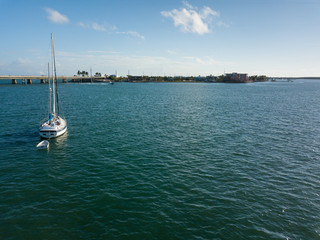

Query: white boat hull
left=39, top=117, right=67, bottom=139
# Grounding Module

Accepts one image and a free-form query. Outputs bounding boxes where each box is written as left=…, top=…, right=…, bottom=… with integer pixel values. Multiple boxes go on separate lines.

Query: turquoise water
left=1, top=81, right=320, bottom=239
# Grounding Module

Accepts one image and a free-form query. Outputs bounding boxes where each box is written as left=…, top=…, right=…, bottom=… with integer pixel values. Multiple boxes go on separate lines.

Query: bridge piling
left=1, top=75, right=107, bottom=84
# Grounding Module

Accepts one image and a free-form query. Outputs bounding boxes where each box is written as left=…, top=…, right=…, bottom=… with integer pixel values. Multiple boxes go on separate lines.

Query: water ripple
left=1, top=82, right=320, bottom=239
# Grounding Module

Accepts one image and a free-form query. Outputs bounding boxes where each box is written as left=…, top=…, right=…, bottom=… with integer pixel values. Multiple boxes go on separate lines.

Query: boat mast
left=51, top=33, right=60, bottom=116
left=48, top=62, right=51, bottom=116
left=51, top=33, right=56, bottom=117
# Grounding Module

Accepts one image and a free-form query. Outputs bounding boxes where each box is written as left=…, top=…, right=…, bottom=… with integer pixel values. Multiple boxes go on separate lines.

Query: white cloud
left=51, top=49, right=230, bottom=76
left=217, top=21, right=229, bottom=28
left=78, top=22, right=85, bottom=28
left=17, top=58, right=32, bottom=64
left=0, top=58, right=40, bottom=75
left=183, top=56, right=230, bottom=66
left=77, top=21, right=144, bottom=40
left=87, top=50, right=121, bottom=54
left=182, top=0, right=194, bottom=10
left=116, top=31, right=145, bottom=40
left=201, top=6, right=219, bottom=18
left=45, top=8, right=69, bottom=24
left=78, top=22, right=117, bottom=32
left=161, top=2, right=219, bottom=35
left=92, top=22, right=107, bottom=32
left=167, top=50, right=177, bottom=55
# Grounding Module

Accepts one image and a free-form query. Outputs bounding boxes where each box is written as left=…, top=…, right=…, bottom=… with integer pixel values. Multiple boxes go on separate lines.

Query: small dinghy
left=37, top=140, right=49, bottom=149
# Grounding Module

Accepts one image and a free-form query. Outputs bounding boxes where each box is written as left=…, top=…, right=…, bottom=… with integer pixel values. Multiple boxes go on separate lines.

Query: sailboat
left=39, top=33, right=67, bottom=138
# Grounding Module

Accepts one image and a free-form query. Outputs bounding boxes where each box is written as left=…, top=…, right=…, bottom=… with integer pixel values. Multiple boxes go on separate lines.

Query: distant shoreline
left=0, top=75, right=320, bottom=85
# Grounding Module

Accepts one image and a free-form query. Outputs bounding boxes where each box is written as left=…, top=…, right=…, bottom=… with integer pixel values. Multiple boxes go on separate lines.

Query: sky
left=0, top=0, right=319, bottom=77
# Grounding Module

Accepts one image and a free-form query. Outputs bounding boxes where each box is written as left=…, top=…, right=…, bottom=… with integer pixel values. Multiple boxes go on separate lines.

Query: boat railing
left=39, top=118, right=49, bottom=127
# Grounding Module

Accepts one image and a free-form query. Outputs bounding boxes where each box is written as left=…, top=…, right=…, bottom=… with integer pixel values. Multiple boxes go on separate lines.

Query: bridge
left=268, top=77, right=320, bottom=80
left=0, top=75, right=107, bottom=84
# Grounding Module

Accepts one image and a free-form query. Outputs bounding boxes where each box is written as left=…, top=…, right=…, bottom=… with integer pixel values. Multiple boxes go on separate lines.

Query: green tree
left=109, top=75, right=116, bottom=81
